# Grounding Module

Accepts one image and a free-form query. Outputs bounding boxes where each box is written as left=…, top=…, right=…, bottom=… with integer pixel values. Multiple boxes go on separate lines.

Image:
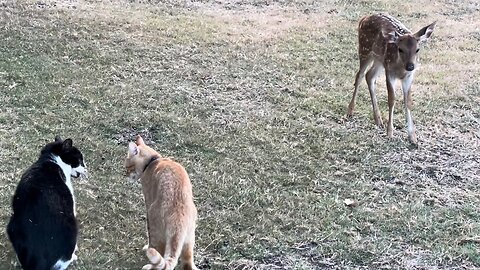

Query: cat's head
left=125, top=135, right=155, bottom=181
left=42, top=135, right=87, bottom=178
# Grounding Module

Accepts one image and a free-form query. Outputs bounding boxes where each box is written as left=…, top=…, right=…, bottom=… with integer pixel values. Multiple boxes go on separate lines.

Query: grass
left=0, top=0, right=479, bottom=269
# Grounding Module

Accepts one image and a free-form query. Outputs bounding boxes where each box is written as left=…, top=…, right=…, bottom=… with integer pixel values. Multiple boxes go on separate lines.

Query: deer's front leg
left=386, top=74, right=397, bottom=138
left=402, top=73, right=417, bottom=145
left=366, top=64, right=384, bottom=127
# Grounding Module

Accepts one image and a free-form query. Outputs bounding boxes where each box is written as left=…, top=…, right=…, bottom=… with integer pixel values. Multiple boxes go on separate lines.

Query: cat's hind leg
left=72, top=244, right=78, bottom=261
left=180, top=241, right=198, bottom=270
left=162, top=232, right=186, bottom=270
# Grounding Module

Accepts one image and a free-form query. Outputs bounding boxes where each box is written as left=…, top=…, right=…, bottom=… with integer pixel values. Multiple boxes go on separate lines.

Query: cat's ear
left=62, top=139, right=73, bottom=149
left=136, top=135, right=145, bottom=145
left=128, top=142, right=139, bottom=156
left=55, top=135, right=62, bottom=142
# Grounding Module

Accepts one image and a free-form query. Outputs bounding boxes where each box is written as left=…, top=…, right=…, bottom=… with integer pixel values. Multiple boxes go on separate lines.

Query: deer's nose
left=406, top=63, right=415, bottom=71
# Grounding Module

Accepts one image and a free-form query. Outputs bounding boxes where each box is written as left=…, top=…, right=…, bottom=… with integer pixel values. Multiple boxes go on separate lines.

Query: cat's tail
left=141, top=248, right=165, bottom=270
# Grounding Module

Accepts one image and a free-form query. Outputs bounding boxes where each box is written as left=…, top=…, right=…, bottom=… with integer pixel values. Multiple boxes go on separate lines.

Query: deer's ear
left=382, top=30, right=399, bottom=44
left=414, top=22, right=436, bottom=43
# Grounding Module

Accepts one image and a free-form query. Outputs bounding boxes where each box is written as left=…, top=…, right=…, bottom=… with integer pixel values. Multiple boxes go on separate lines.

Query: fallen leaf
left=344, top=198, right=358, bottom=207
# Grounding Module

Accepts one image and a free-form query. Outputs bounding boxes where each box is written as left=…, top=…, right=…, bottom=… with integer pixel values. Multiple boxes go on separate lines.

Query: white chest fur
left=54, top=156, right=76, bottom=216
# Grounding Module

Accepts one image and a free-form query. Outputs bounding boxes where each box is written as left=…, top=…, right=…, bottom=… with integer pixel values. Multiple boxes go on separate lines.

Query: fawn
left=347, top=13, right=435, bottom=145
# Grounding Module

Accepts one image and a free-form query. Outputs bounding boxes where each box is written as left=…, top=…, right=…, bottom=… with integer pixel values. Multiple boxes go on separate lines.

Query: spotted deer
left=347, top=13, right=435, bottom=145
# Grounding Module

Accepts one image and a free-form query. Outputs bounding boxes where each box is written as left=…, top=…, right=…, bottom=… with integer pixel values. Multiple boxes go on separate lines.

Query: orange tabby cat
left=125, top=135, right=198, bottom=270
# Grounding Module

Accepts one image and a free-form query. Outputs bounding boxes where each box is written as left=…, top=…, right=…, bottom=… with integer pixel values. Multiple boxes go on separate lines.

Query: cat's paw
left=141, top=263, right=163, bottom=270
left=141, top=264, right=154, bottom=270
left=146, top=248, right=165, bottom=267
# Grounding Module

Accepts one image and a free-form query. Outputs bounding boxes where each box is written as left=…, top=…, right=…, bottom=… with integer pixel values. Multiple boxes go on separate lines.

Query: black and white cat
left=7, top=136, right=87, bottom=270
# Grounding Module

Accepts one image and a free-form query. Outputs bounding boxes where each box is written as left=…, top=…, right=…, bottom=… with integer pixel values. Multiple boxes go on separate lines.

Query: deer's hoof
left=409, top=137, right=418, bottom=148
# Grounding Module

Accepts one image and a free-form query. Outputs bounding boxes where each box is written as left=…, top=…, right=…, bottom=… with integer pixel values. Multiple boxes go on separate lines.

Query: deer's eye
left=416, top=48, right=420, bottom=53
left=399, top=48, right=404, bottom=53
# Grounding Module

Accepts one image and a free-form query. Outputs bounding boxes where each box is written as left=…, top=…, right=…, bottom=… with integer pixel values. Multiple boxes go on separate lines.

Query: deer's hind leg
left=347, top=57, right=373, bottom=117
